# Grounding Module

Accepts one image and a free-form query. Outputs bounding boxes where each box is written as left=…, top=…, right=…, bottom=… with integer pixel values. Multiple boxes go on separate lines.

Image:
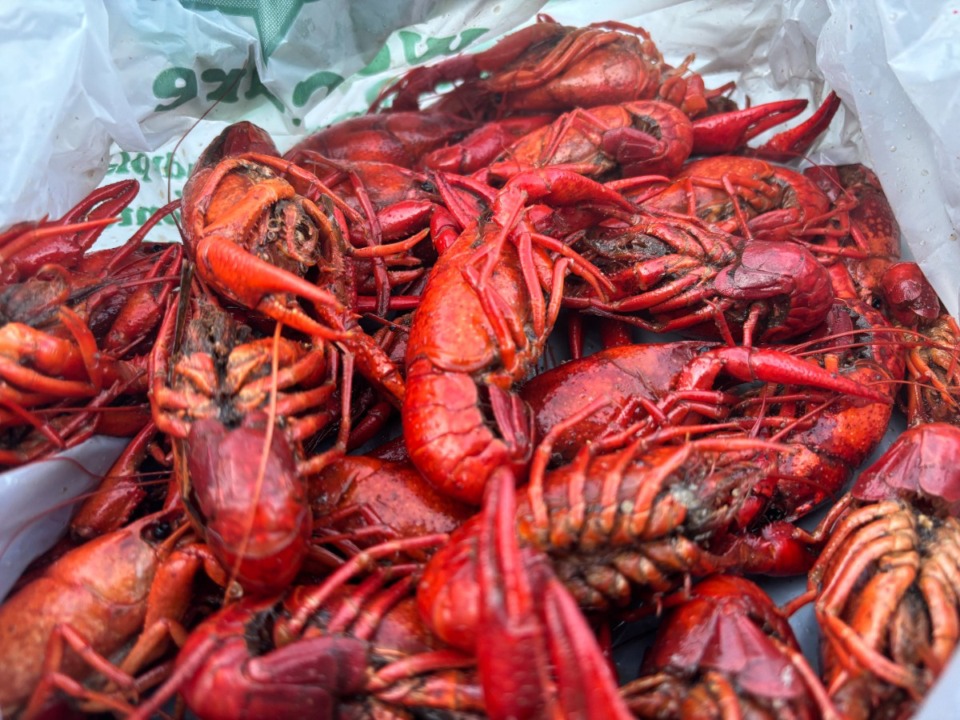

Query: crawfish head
left=179, top=411, right=311, bottom=595
left=853, top=422, right=960, bottom=517
left=712, top=239, right=834, bottom=342
left=627, top=575, right=825, bottom=719
left=880, top=261, right=941, bottom=327
left=192, top=121, right=280, bottom=174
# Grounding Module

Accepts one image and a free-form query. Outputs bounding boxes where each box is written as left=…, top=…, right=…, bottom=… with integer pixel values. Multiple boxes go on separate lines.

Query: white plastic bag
left=2, top=0, right=960, bottom=714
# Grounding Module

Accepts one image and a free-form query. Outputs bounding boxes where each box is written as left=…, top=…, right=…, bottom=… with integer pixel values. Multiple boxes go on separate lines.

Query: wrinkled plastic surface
left=1, top=0, right=959, bottom=715
left=0, top=436, right=127, bottom=599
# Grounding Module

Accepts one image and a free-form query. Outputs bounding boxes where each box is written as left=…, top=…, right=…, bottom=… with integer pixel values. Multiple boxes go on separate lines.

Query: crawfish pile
left=3, top=15, right=960, bottom=720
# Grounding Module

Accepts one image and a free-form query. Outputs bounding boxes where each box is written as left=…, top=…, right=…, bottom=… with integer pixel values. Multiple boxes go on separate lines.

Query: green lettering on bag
left=130, top=154, right=151, bottom=182
left=109, top=151, right=131, bottom=175
left=399, top=27, right=487, bottom=65
left=358, top=44, right=390, bottom=76
left=153, top=67, right=198, bottom=111
left=201, top=68, right=245, bottom=103
left=293, top=71, right=345, bottom=107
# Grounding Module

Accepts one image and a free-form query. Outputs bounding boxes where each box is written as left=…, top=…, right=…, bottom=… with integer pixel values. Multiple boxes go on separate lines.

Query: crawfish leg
left=22, top=625, right=140, bottom=718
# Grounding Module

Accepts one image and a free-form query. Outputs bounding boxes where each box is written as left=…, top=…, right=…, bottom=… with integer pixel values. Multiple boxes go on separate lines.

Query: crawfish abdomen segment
left=515, top=444, right=773, bottom=608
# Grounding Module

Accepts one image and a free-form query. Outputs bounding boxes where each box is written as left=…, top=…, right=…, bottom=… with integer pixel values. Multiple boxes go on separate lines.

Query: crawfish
left=282, top=151, right=441, bottom=244
left=311, top=454, right=473, bottom=557
left=473, top=466, right=634, bottom=720
left=129, top=534, right=484, bottom=720
left=181, top=121, right=404, bottom=402
left=630, top=155, right=837, bottom=247
left=422, top=114, right=556, bottom=175
left=564, top=208, right=836, bottom=345
left=283, top=110, right=477, bottom=169
left=518, top=330, right=892, bottom=502
left=0, top=308, right=152, bottom=467
left=518, top=340, right=713, bottom=462
left=0, top=179, right=137, bottom=284
left=787, top=423, right=960, bottom=720
left=874, top=260, right=960, bottom=427
left=371, top=15, right=721, bottom=119
left=485, top=100, right=694, bottom=181
left=418, top=435, right=815, bottom=631
left=418, top=342, right=891, bottom=636
left=150, top=292, right=348, bottom=595
left=621, top=575, right=838, bottom=720
left=0, top=181, right=177, bottom=360
left=402, top=169, right=632, bottom=504
left=806, top=163, right=901, bottom=290
left=0, top=508, right=226, bottom=718
left=485, top=95, right=835, bottom=184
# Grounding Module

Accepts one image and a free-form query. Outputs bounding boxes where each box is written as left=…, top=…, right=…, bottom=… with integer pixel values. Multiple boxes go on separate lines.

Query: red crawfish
left=417, top=344, right=891, bottom=635
left=473, top=467, right=634, bottom=720
left=417, top=435, right=817, bottom=631
left=316, top=462, right=633, bottom=719
left=421, top=114, right=556, bottom=175
left=805, top=162, right=902, bottom=298
left=180, top=121, right=404, bottom=403
left=402, top=168, right=632, bottom=504
left=563, top=208, right=836, bottom=345
left=689, top=269, right=907, bottom=521
left=149, top=294, right=348, bottom=596
left=311, top=454, right=474, bottom=559
left=371, top=14, right=724, bottom=119
left=518, top=340, right=711, bottom=462
left=688, top=90, right=842, bottom=161
left=621, top=575, right=839, bottom=720
left=875, top=260, right=959, bottom=427
left=0, top=190, right=182, bottom=467
left=0, top=184, right=179, bottom=350
left=0, top=509, right=227, bottom=718
left=280, top=152, right=474, bottom=283
left=523, top=328, right=898, bottom=524
left=282, top=110, right=477, bottom=169
left=0, top=179, right=136, bottom=284
left=628, top=155, right=837, bottom=247
left=484, top=100, right=695, bottom=181
left=786, top=423, right=960, bottom=720
left=483, top=95, right=835, bottom=184
left=0, top=309, right=151, bottom=467
left=129, top=534, right=482, bottom=720
left=69, top=420, right=169, bottom=540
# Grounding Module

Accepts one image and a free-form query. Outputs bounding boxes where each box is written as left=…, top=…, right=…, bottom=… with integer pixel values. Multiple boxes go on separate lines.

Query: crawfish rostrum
left=3, top=12, right=960, bottom=720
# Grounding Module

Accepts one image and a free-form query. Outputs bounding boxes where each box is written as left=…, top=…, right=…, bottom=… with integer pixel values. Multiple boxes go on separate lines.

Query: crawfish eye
left=143, top=519, right=174, bottom=543
left=871, top=296, right=884, bottom=310
left=420, top=180, right=437, bottom=194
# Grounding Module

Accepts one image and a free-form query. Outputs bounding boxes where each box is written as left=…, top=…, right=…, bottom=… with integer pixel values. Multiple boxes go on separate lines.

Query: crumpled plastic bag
left=1, top=0, right=959, bottom=714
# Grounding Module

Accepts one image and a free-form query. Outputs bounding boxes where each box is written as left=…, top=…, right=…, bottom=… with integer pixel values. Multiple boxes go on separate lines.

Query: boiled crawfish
left=149, top=292, right=345, bottom=596
left=0, top=508, right=226, bottom=718
left=283, top=110, right=477, bottom=169
left=622, top=575, right=838, bottom=720
left=128, top=546, right=486, bottom=720
left=563, top=208, right=836, bottom=345
left=371, top=15, right=722, bottom=119
left=788, top=423, right=960, bottom=720
left=402, top=170, right=631, bottom=504
left=180, top=121, right=404, bottom=402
